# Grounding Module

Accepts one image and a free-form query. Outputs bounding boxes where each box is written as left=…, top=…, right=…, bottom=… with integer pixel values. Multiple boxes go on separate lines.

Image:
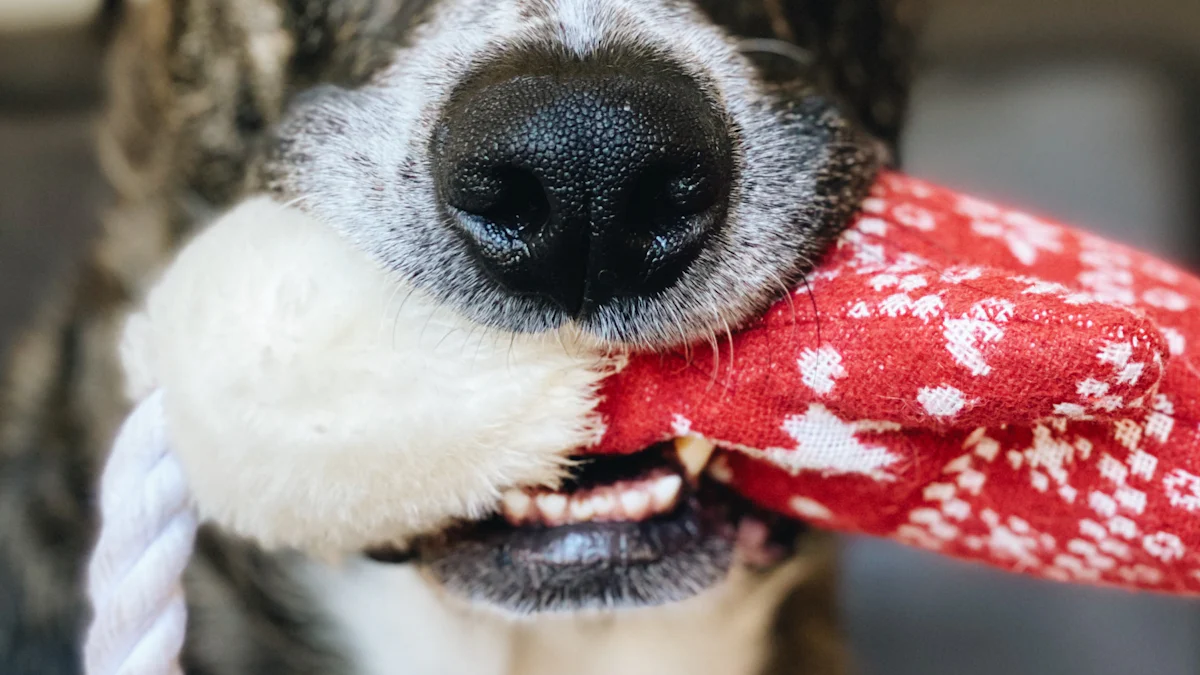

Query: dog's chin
left=366, top=443, right=806, bottom=616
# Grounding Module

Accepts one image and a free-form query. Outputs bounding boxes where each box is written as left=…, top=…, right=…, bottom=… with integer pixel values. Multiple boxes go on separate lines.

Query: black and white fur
left=0, top=1, right=917, bottom=673
left=260, top=0, right=887, bottom=347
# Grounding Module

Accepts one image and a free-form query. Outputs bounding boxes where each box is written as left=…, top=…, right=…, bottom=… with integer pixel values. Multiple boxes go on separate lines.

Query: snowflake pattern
left=595, top=171, right=1200, bottom=595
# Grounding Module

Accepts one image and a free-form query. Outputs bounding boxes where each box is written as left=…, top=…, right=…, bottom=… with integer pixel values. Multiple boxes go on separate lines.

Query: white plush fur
left=120, top=197, right=612, bottom=554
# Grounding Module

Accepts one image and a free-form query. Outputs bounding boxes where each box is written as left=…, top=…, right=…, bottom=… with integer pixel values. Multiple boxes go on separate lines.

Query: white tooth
left=675, top=436, right=716, bottom=478
left=591, top=493, right=617, bottom=519
left=650, top=475, right=683, bottom=512
left=502, top=490, right=532, bottom=523
left=569, top=495, right=595, bottom=523
left=619, top=489, right=651, bottom=520
left=707, top=456, right=734, bottom=484
left=536, top=494, right=568, bottom=524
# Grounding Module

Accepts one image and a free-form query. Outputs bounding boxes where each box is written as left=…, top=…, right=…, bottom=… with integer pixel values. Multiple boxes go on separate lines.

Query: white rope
left=85, top=390, right=197, bottom=675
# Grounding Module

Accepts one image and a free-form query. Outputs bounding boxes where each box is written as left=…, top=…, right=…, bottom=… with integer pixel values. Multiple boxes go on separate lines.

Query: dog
left=0, top=1, right=916, bottom=673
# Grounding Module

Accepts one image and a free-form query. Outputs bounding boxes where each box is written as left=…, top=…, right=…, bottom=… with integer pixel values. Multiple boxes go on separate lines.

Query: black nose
left=432, top=59, right=734, bottom=317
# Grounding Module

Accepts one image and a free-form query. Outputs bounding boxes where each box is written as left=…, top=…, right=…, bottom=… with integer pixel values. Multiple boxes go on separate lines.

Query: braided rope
left=85, top=390, right=197, bottom=675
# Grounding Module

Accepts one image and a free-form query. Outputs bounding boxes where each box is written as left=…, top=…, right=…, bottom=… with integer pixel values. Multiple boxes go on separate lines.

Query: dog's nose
left=433, top=65, right=733, bottom=316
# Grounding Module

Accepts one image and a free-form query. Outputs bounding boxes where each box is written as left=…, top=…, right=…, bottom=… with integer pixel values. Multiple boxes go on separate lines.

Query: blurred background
left=1, top=0, right=1199, bottom=673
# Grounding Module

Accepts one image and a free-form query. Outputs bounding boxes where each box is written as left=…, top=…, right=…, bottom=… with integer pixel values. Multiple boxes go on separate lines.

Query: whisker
left=391, top=286, right=420, bottom=350
left=460, top=321, right=480, bottom=359
left=800, top=275, right=823, bottom=348
left=418, top=297, right=442, bottom=345
left=720, top=313, right=736, bottom=374
left=680, top=327, right=693, bottom=368
left=769, top=271, right=799, bottom=340
left=379, top=280, right=405, bottom=340
left=669, top=305, right=694, bottom=368
left=706, top=299, right=735, bottom=377
left=736, top=38, right=816, bottom=67
left=469, top=312, right=499, bottom=367
left=435, top=326, right=462, bottom=351
left=277, top=193, right=314, bottom=210
left=704, top=324, right=721, bottom=390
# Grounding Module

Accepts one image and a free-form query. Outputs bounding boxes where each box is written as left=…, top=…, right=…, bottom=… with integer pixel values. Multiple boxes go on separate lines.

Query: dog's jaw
left=123, top=197, right=807, bottom=617
left=302, top=553, right=818, bottom=675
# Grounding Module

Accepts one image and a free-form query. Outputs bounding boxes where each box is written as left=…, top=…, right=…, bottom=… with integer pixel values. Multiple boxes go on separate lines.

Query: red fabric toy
left=596, top=172, right=1200, bottom=594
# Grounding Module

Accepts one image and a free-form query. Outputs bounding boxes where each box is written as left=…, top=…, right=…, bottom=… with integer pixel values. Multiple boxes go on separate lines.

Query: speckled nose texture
left=433, top=56, right=734, bottom=316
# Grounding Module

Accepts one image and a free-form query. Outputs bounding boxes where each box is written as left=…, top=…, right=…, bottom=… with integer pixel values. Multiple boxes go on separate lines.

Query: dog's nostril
left=450, top=167, right=552, bottom=236
left=627, top=162, right=721, bottom=224
left=433, top=55, right=734, bottom=318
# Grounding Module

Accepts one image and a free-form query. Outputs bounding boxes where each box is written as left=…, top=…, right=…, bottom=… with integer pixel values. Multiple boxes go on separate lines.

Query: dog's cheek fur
left=261, top=0, right=887, bottom=349
left=121, top=198, right=613, bottom=554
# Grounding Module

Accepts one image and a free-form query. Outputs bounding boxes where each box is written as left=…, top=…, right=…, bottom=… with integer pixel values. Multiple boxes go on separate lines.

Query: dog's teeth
left=501, top=490, right=532, bottom=524
left=591, top=492, right=617, bottom=520
left=569, top=495, right=595, bottom=522
left=619, top=489, right=651, bottom=520
left=536, top=493, right=568, bottom=525
left=675, top=436, right=716, bottom=479
left=650, top=475, right=683, bottom=512
left=706, top=455, right=734, bottom=484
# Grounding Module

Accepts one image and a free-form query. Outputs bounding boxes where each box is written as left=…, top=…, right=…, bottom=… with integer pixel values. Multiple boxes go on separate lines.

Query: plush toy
left=84, top=172, right=1200, bottom=675
left=597, top=172, right=1200, bottom=592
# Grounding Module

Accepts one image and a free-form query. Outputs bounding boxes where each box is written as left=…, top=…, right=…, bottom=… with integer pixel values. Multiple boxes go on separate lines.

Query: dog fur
left=0, top=1, right=917, bottom=673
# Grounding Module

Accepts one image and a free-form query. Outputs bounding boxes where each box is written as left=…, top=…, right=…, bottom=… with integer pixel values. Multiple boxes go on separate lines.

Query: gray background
left=2, top=1, right=1199, bottom=673
left=846, top=1, right=1200, bottom=672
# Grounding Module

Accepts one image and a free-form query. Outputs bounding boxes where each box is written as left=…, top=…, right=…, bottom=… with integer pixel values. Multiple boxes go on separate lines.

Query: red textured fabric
left=594, top=171, right=1200, bottom=594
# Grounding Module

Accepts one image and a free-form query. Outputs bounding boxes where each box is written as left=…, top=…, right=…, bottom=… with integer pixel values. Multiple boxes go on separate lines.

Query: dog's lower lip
left=364, top=442, right=803, bottom=614
left=425, top=500, right=714, bottom=567
left=412, top=495, right=737, bottom=614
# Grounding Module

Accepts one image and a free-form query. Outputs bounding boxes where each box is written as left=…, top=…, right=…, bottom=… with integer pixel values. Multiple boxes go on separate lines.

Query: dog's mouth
left=368, top=440, right=805, bottom=615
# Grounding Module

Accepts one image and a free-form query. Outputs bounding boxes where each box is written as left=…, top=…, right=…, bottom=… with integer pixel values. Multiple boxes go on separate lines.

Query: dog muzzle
left=84, top=172, right=1200, bottom=675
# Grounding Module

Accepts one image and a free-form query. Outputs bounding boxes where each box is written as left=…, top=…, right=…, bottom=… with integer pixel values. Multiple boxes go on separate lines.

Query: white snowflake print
left=1163, top=469, right=1200, bottom=512
left=917, top=385, right=968, bottom=417
left=1072, top=244, right=1137, bottom=306
left=1096, top=340, right=1145, bottom=386
left=970, top=211, right=1064, bottom=266
left=941, top=266, right=984, bottom=284
left=857, top=216, right=889, bottom=236
left=878, top=294, right=945, bottom=322
left=1143, top=532, right=1185, bottom=563
left=797, top=346, right=846, bottom=395
left=979, top=510, right=1052, bottom=568
left=1140, top=260, right=1183, bottom=286
left=891, top=203, right=936, bottom=231
left=1159, top=327, right=1186, bottom=356
left=746, top=404, right=901, bottom=481
left=1012, top=275, right=1073, bottom=296
left=1144, top=395, right=1176, bottom=444
left=942, top=299, right=1015, bottom=376
left=1142, top=288, right=1190, bottom=312
left=670, top=414, right=693, bottom=437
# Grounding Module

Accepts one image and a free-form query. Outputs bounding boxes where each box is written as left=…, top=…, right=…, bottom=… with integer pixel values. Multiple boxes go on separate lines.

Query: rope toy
left=84, top=171, right=1200, bottom=674
left=85, top=391, right=196, bottom=675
